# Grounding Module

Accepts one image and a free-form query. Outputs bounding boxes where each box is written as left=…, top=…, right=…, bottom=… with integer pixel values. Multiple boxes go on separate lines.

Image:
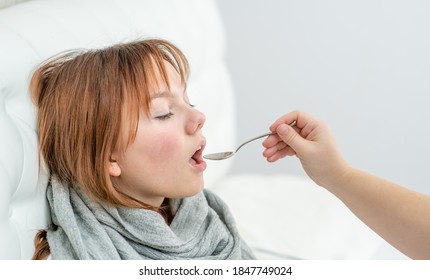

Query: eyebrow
left=151, top=91, right=170, bottom=100
left=151, top=86, right=187, bottom=100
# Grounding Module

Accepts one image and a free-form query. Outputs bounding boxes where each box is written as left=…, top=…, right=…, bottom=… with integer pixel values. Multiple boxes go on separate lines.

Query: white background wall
left=217, top=0, right=430, bottom=195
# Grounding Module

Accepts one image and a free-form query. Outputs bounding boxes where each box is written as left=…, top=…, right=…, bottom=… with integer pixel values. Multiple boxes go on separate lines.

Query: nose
left=186, top=107, right=206, bottom=134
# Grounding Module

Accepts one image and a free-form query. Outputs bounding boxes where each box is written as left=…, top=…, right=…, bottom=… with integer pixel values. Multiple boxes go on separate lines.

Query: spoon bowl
left=203, top=151, right=234, bottom=161
left=203, top=132, right=275, bottom=160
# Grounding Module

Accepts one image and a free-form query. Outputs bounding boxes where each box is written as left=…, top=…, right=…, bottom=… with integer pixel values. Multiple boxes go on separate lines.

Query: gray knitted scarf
left=46, top=178, right=256, bottom=260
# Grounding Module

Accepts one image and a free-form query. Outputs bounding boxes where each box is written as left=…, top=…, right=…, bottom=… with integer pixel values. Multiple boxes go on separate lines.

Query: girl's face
left=109, top=62, right=207, bottom=207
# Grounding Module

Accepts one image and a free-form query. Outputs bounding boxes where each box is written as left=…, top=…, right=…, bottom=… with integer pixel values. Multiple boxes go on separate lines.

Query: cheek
left=146, top=132, right=183, bottom=161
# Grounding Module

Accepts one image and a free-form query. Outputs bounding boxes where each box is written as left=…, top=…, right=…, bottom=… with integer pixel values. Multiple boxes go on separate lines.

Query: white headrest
left=0, top=0, right=235, bottom=259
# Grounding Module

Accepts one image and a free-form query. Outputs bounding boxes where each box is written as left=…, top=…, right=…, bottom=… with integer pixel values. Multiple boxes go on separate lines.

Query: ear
left=108, top=159, right=122, bottom=177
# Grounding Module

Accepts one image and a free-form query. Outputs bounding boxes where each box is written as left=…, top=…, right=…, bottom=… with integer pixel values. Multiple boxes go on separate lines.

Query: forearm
left=326, top=168, right=430, bottom=259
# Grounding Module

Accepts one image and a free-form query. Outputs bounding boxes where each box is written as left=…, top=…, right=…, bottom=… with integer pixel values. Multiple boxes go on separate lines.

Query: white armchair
left=0, top=0, right=406, bottom=259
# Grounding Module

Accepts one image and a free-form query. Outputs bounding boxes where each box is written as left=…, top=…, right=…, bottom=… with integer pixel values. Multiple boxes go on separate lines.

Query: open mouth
left=190, top=145, right=204, bottom=165
left=189, top=144, right=207, bottom=172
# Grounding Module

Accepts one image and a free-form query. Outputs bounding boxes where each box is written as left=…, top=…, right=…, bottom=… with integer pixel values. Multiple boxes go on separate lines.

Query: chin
left=176, top=179, right=205, bottom=199
left=189, top=181, right=205, bottom=196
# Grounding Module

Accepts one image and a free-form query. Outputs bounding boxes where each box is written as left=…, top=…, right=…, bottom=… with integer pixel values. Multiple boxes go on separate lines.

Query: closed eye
left=155, top=112, right=174, bottom=120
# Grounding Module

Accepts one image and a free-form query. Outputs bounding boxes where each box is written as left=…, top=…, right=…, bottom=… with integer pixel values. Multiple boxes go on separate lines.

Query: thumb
left=276, top=123, right=308, bottom=153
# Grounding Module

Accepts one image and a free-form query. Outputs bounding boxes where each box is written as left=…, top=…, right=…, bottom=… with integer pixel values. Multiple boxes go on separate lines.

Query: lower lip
left=189, top=158, right=207, bottom=172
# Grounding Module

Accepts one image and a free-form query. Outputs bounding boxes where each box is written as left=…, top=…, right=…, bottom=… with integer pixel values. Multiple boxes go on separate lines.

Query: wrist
left=321, top=162, right=355, bottom=192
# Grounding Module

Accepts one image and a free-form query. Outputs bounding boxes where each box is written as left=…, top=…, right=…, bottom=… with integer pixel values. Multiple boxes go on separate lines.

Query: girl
left=31, top=39, right=255, bottom=260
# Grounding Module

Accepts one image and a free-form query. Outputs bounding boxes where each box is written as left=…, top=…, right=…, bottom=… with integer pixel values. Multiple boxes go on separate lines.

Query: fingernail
left=278, top=124, right=289, bottom=136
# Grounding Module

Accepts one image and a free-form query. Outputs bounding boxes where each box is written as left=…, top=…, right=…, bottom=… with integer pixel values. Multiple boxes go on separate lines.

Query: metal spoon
left=203, top=132, right=275, bottom=160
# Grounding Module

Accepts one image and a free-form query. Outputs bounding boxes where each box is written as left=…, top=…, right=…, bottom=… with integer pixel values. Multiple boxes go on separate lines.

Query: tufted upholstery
left=0, top=0, right=235, bottom=259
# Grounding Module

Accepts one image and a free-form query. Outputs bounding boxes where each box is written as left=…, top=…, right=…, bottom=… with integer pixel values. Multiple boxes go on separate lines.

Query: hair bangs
left=118, top=40, right=190, bottom=151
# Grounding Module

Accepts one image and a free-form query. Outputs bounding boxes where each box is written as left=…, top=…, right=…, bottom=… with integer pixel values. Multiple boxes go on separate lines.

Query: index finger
left=269, top=110, right=310, bottom=132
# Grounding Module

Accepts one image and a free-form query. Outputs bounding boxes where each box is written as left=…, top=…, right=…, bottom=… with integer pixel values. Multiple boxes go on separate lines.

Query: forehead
left=150, top=65, right=185, bottom=96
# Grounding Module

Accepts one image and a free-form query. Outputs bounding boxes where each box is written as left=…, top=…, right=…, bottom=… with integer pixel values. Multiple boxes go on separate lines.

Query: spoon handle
left=234, top=132, right=276, bottom=153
